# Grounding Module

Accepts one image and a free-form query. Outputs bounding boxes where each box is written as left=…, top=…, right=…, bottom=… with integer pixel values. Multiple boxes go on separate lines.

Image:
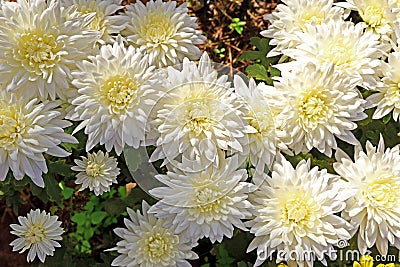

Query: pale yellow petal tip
left=277, top=263, right=288, bottom=267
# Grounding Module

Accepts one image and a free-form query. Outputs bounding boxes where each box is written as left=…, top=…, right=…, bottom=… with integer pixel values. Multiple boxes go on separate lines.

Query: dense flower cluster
left=3, top=0, right=400, bottom=266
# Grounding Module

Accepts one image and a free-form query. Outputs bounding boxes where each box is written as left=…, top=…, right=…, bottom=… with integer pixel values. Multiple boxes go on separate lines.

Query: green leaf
left=382, top=112, right=391, bottom=124
left=90, top=211, right=107, bottom=224
left=48, top=160, right=73, bottom=178
left=62, top=186, right=74, bottom=200
left=71, top=213, right=87, bottom=225
left=43, top=173, right=63, bottom=203
left=104, top=198, right=126, bottom=215
left=83, top=200, right=95, bottom=212
left=245, top=64, right=270, bottom=82
left=84, top=227, right=94, bottom=240
left=239, top=37, right=280, bottom=67
left=29, top=183, right=49, bottom=203
left=269, top=66, right=281, bottom=77
left=118, top=185, right=126, bottom=199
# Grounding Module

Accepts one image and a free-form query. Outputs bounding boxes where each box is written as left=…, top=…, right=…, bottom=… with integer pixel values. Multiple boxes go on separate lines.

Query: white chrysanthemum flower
left=61, top=0, right=126, bottom=44
left=0, top=0, right=99, bottom=100
left=9, top=209, right=64, bottom=263
left=0, top=91, right=77, bottom=187
left=333, top=136, right=400, bottom=256
left=261, top=0, right=347, bottom=57
left=67, top=38, right=164, bottom=155
left=109, top=201, right=198, bottom=267
left=282, top=19, right=385, bottom=90
left=265, top=62, right=366, bottom=157
left=336, top=0, right=397, bottom=38
left=367, top=51, right=400, bottom=121
left=247, top=154, right=353, bottom=267
left=149, top=157, right=255, bottom=243
left=71, top=150, right=120, bottom=196
left=122, top=0, right=206, bottom=68
left=234, top=76, right=277, bottom=173
left=150, top=53, right=251, bottom=168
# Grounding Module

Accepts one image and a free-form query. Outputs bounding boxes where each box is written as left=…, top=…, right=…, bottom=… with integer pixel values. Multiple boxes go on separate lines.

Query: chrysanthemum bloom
left=0, top=91, right=77, bottom=187
left=265, top=62, right=366, bottom=157
left=71, top=150, right=120, bottom=196
left=367, top=50, right=400, bottom=121
left=122, top=0, right=206, bottom=68
left=149, top=157, right=255, bottom=243
left=150, top=53, right=251, bottom=169
left=353, top=255, right=374, bottom=267
left=282, top=19, right=385, bottom=90
left=9, top=209, right=64, bottom=263
left=109, top=201, right=198, bottom=267
left=0, top=0, right=99, bottom=100
left=261, top=0, right=347, bottom=57
left=333, top=136, right=400, bottom=256
left=247, top=154, right=353, bottom=267
left=61, top=0, right=126, bottom=44
left=67, top=38, right=164, bottom=155
left=234, top=76, right=277, bottom=174
left=335, top=0, right=397, bottom=39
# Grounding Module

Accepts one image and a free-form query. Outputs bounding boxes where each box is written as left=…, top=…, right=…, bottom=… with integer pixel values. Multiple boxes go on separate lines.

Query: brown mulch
left=188, top=0, right=277, bottom=73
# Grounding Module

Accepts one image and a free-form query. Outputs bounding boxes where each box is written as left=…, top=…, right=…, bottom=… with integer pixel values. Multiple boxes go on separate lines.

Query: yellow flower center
left=142, top=228, right=179, bottom=264
left=361, top=6, right=384, bottom=27
left=365, top=172, right=400, bottom=208
left=281, top=192, right=318, bottom=225
left=296, top=90, right=331, bottom=130
left=299, top=12, right=324, bottom=31
left=0, top=106, right=25, bottom=149
left=284, top=197, right=308, bottom=223
left=141, top=13, right=174, bottom=43
left=15, top=32, right=61, bottom=76
left=385, top=83, right=400, bottom=107
left=194, top=186, right=224, bottom=214
left=25, top=223, right=46, bottom=244
left=324, top=40, right=354, bottom=67
left=78, top=8, right=105, bottom=32
left=101, top=75, right=140, bottom=115
left=248, top=109, right=274, bottom=134
left=86, top=162, right=103, bottom=177
left=183, top=100, right=215, bottom=135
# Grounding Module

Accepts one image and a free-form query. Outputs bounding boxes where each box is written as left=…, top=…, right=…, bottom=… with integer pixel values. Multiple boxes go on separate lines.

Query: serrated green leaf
left=239, top=37, right=281, bottom=69
left=71, top=213, right=87, bottom=225
left=90, top=211, right=107, bottom=224
left=245, top=64, right=270, bottom=82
